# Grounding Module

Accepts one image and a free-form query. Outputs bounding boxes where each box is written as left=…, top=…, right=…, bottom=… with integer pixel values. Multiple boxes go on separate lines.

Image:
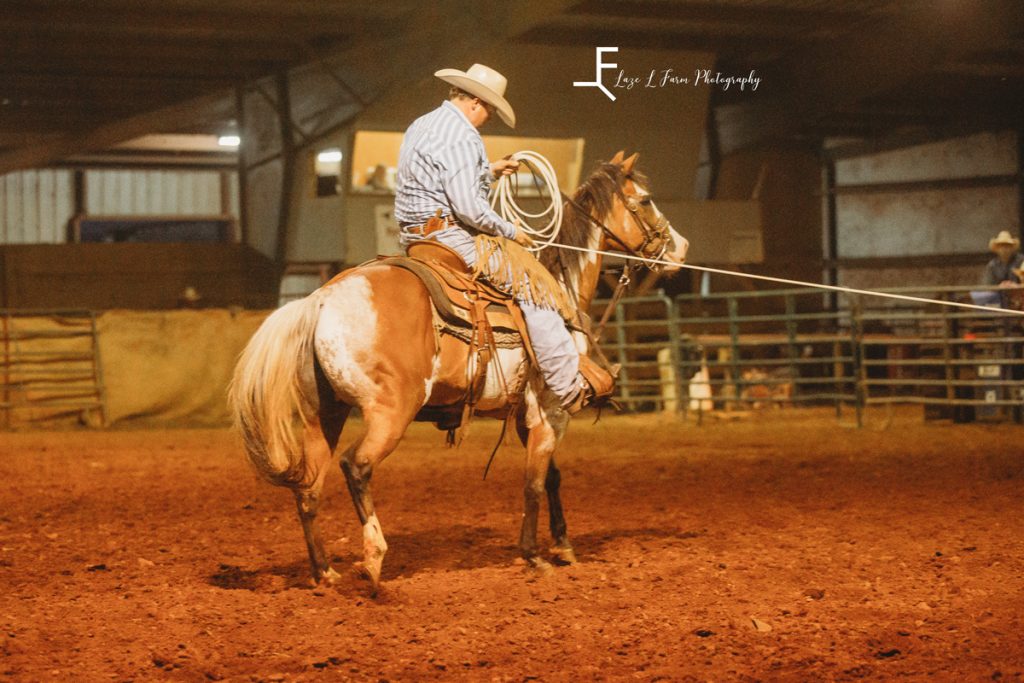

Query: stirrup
left=565, top=356, right=616, bottom=415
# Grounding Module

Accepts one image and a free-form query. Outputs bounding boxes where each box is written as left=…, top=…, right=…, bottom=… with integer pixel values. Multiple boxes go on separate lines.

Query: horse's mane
left=538, top=161, right=649, bottom=275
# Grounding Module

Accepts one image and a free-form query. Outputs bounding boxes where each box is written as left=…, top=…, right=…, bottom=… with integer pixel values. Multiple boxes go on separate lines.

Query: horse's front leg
left=545, top=459, right=577, bottom=565
left=518, top=395, right=569, bottom=572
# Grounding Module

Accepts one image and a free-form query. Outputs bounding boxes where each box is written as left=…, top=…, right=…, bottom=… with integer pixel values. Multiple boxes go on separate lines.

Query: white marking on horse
left=315, top=276, right=380, bottom=405
left=423, top=352, right=442, bottom=405
left=363, top=513, right=387, bottom=559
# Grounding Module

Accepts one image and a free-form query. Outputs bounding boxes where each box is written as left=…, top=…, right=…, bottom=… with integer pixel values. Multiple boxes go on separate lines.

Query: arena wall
left=2, top=309, right=270, bottom=429
left=96, top=309, right=268, bottom=427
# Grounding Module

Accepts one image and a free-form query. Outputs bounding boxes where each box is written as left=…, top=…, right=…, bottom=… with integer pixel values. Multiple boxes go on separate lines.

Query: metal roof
left=1, top=0, right=1022, bottom=170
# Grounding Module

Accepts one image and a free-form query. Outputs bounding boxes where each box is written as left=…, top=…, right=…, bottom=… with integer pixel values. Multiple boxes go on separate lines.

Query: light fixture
left=317, top=148, right=343, bottom=163
left=217, top=135, right=241, bottom=148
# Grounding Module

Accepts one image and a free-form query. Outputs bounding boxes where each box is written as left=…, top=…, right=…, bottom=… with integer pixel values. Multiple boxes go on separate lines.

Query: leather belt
left=405, top=214, right=458, bottom=237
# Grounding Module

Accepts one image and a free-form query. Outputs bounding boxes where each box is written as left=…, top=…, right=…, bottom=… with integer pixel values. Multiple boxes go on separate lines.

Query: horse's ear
left=609, top=150, right=624, bottom=165
left=622, top=152, right=639, bottom=174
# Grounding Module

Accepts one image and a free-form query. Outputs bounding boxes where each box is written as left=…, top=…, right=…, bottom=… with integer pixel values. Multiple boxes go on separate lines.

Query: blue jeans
left=404, top=227, right=581, bottom=403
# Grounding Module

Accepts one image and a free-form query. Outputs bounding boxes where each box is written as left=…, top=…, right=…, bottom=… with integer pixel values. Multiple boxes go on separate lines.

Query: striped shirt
left=394, top=101, right=516, bottom=243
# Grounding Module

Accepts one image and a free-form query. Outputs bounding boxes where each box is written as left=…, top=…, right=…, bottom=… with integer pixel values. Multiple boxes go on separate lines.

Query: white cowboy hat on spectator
left=989, top=230, right=1020, bottom=251
left=434, top=63, right=516, bottom=128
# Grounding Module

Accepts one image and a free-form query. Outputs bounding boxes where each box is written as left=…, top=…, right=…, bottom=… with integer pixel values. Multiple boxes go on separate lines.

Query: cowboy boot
left=565, top=354, right=615, bottom=415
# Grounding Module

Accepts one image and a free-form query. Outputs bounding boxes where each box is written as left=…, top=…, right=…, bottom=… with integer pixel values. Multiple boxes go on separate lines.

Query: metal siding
left=837, top=186, right=1018, bottom=258
left=0, top=168, right=238, bottom=245
left=836, top=131, right=1017, bottom=185
left=38, top=171, right=53, bottom=242
left=0, top=169, right=74, bottom=244
left=54, top=171, right=73, bottom=242
left=228, top=172, right=240, bottom=219
left=83, top=169, right=226, bottom=216
left=8, top=173, right=23, bottom=243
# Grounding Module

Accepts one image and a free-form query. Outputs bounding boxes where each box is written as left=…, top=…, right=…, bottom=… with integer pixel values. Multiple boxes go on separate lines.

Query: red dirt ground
left=1, top=408, right=1023, bottom=682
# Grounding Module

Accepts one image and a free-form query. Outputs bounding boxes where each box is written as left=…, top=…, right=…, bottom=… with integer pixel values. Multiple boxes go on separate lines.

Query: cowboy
left=394, top=63, right=612, bottom=413
left=983, top=230, right=1024, bottom=288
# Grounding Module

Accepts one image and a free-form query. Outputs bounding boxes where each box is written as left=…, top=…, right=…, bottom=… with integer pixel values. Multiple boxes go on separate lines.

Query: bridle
left=614, top=180, right=673, bottom=266
left=561, top=175, right=672, bottom=268
left=558, top=172, right=676, bottom=349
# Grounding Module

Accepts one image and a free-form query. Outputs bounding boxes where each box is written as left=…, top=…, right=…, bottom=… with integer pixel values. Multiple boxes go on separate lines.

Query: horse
left=229, top=151, right=689, bottom=594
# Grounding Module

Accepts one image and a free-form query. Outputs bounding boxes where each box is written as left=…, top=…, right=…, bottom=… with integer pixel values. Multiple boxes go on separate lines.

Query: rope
left=491, top=150, right=1024, bottom=317
left=490, top=150, right=562, bottom=252
left=552, top=242, right=1024, bottom=317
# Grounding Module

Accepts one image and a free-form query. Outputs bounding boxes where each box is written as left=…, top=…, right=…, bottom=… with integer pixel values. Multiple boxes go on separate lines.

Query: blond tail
left=229, top=291, right=324, bottom=486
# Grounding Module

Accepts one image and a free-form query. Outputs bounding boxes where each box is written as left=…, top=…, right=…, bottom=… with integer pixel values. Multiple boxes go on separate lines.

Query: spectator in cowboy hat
left=983, top=230, right=1024, bottom=288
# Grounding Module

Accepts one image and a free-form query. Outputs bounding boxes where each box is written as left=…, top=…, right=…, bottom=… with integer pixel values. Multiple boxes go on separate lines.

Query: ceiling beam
left=0, top=5, right=377, bottom=42
left=0, top=91, right=235, bottom=173
left=0, top=58, right=271, bottom=82
left=569, top=0, right=887, bottom=30
left=716, top=0, right=1024, bottom=154
left=519, top=24, right=813, bottom=55
left=0, top=0, right=580, bottom=174
left=1, top=73, right=238, bottom=97
left=0, top=30, right=309, bottom=64
left=2, top=0, right=411, bottom=23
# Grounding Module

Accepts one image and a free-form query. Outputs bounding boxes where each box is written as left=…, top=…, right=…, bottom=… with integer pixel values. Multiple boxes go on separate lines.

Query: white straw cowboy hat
left=989, top=230, right=1020, bottom=251
left=434, top=63, right=516, bottom=128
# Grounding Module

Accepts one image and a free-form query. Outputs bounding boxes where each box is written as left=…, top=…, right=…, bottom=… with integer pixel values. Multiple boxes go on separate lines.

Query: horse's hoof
left=525, top=556, right=554, bottom=576
left=317, top=566, right=342, bottom=585
left=549, top=545, right=577, bottom=566
left=352, top=559, right=383, bottom=595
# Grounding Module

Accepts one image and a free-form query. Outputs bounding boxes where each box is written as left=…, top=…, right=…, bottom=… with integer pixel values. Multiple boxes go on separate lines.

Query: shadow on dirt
left=208, top=525, right=704, bottom=591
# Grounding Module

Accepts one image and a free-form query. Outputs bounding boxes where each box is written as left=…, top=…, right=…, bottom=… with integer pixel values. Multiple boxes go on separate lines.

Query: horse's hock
left=1, top=309, right=268, bottom=428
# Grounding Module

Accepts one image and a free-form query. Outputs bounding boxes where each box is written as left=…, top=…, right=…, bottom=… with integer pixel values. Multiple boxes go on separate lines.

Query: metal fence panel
left=592, top=284, right=1024, bottom=423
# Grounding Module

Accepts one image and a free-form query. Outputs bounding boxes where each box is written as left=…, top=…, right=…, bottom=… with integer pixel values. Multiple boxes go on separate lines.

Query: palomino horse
left=229, top=151, right=689, bottom=593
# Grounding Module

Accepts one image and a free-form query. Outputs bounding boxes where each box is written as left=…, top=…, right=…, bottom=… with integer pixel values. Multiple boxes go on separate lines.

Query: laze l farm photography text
left=613, top=68, right=762, bottom=91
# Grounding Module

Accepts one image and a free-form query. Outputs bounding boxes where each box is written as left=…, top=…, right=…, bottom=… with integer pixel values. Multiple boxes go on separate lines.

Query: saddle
left=376, top=239, right=539, bottom=441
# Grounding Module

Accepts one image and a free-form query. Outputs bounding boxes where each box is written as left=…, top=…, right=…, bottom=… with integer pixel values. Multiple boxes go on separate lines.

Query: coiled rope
left=490, top=150, right=562, bottom=252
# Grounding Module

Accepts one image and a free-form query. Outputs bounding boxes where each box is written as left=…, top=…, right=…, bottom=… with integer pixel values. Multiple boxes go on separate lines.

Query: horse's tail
left=229, top=291, right=325, bottom=487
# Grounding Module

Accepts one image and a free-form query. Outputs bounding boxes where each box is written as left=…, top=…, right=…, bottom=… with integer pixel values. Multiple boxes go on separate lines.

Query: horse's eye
left=640, top=197, right=652, bottom=205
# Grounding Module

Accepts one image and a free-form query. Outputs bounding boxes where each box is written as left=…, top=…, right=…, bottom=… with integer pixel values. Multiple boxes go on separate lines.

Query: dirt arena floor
left=2, top=408, right=1023, bottom=682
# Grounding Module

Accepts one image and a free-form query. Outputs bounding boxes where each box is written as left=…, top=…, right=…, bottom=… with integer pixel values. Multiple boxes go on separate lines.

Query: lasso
left=490, top=150, right=562, bottom=252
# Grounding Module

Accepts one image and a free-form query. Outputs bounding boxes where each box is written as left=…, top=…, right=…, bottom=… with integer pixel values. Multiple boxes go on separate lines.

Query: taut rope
left=492, top=151, right=1024, bottom=317
left=554, top=243, right=1024, bottom=317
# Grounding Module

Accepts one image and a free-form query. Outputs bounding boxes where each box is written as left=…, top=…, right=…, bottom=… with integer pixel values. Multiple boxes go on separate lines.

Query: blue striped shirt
left=394, top=101, right=516, bottom=243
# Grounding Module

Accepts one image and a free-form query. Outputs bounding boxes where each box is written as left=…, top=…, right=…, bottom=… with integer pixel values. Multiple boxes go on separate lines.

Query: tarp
left=97, top=309, right=269, bottom=426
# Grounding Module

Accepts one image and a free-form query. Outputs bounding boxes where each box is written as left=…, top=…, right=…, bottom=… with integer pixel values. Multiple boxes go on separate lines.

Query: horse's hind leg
left=294, top=401, right=350, bottom=585
left=340, top=411, right=412, bottom=595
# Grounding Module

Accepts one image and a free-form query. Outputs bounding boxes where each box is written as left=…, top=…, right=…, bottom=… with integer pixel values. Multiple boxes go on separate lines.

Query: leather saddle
left=377, top=240, right=534, bottom=357
left=375, top=240, right=538, bottom=441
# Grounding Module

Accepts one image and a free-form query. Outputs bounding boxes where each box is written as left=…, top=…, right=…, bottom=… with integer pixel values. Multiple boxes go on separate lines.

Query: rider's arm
left=439, top=140, right=517, bottom=239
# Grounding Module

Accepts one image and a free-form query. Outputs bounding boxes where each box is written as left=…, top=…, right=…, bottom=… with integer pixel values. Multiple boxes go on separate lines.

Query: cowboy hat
left=989, top=230, right=1020, bottom=251
left=434, top=63, right=516, bottom=128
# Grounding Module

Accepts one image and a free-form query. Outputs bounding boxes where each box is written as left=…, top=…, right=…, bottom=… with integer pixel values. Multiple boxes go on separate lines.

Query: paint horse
left=229, top=152, right=689, bottom=594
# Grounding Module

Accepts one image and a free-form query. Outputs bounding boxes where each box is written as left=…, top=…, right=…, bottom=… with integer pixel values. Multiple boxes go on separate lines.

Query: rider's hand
left=490, top=157, right=520, bottom=178
left=512, top=219, right=536, bottom=249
